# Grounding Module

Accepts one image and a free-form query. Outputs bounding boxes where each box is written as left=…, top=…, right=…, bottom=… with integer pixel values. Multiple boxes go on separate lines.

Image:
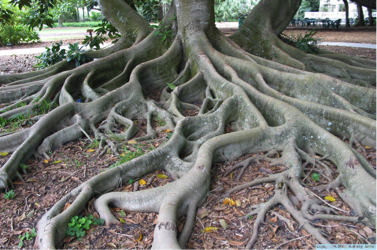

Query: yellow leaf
left=128, top=140, right=137, bottom=144
left=52, top=160, right=62, bottom=164
left=164, top=129, right=172, bottom=133
left=229, top=199, right=236, bottom=206
left=139, top=179, right=147, bottom=185
left=219, top=219, right=228, bottom=230
left=44, top=159, right=49, bottom=164
left=204, top=227, right=218, bottom=233
left=119, top=218, right=126, bottom=224
left=235, top=199, right=241, bottom=207
left=87, top=149, right=95, bottom=152
left=230, top=172, right=233, bottom=179
left=324, top=196, right=336, bottom=202
left=157, top=174, right=168, bottom=179
left=0, top=152, right=9, bottom=157
left=223, top=198, right=230, bottom=205
left=365, top=146, right=371, bottom=149
left=120, top=153, right=125, bottom=157
left=135, top=230, right=142, bottom=242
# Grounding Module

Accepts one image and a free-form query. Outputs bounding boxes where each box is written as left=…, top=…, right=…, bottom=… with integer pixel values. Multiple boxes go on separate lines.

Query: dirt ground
left=0, top=27, right=376, bottom=249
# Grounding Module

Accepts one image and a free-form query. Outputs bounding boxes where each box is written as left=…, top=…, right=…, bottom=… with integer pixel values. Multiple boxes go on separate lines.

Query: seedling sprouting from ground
left=3, top=190, right=15, bottom=199
left=311, top=173, right=320, bottom=182
left=18, top=228, right=37, bottom=247
left=66, top=214, right=104, bottom=239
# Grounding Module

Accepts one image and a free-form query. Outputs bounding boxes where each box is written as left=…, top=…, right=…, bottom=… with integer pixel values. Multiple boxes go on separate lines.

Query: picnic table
left=301, top=18, right=317, bottom=27
left=321, top=19, right=341, bottom=29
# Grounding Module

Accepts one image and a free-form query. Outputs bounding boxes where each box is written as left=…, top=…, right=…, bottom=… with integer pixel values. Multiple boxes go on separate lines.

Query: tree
left=0, top=0, right=375, bottom=249
left=343, top=0, right=351, bottom=27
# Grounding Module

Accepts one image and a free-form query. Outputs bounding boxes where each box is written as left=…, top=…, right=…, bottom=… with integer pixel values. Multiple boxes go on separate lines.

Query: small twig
left=196, top=216, right=205, bottom=230
left=305, top=188, right=350, bottom=214
left=10, top=217, right=14, bottom=231
left=78, top=125, right=93, bottom=142
left=220, top=152, right=231, bottom=167
left=274, top=235, right=310, bottom=250
left=83, top=165, right=87, bottom=178
left=349, top=229, right=371, bottom=244
left=339, top=223, right=359, bottom=229
left=24, top=194, right=32, bottom=211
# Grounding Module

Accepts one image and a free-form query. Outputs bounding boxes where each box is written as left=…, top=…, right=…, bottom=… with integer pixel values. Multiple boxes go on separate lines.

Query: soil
left=0, top=27, right=376, bottom=249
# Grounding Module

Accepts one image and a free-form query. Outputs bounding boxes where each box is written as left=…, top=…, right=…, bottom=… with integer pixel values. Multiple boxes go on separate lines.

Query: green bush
left=0, top=25, right=40, bottom=46
left=34, top=41, right=66, bottom=69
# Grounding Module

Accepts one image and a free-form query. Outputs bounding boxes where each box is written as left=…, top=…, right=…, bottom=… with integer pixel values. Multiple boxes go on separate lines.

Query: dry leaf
left=63, top=203, right=71, bottom=211
left=229, top=199, right=236, bottom=206
left=219, top=219, right=228, bottom=230
left=119, top=218, right=126, bottom=224
left=164, top=129, right=172, bottom=133
left=43, top=159, right=49, bottom=164
left=223, top=198, right=230, bottom=205
left=229, top=172, right=233, bottom=179
left=324, top=196, right=336, bottom=202
left=128, top=140, right=137, bottom=144
left=204, top=227, right=218, bottom=233
left=139, top=179, right=147, bottom=185
left=157, top=174, right=168, bottom=179
left=135, top=230, right=142, bottom=242
left=87, top=149, right=95, bottom=152
left=0, top=152, right=9, bottom=157
left=52, top=160, right=62, bottom=164
left=197, top=208, right=209, bottom=219
left=228, top=239, right=247, bottom=246
left=269, top=216, right=278, bottom=224
left=120, top=153, right=125, bottom=156
left=105, top=243, right=117, bottom=248
left=365, top=146, right=371, bottom=149
left=235, top=199, right=241, bottom=207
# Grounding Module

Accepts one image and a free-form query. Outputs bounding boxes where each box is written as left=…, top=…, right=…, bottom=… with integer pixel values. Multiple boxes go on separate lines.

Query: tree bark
left=343, top=0, right=351, bottom=27
left=355, top=3, right=365, bottom=26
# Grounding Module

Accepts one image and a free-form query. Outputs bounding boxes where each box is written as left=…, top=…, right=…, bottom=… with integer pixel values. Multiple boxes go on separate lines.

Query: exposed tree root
left=0, top=0, right=375, bottom=249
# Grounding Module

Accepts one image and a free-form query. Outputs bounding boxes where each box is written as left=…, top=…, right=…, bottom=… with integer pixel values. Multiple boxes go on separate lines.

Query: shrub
left=0, top=25, right=40, bottom=46
left=34, top=41, right=66, bottom=69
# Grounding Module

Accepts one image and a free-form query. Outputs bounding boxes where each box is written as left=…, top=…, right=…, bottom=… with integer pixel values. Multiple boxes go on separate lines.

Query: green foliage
left=66, top=43, right=91, bottom=67
left=33, top=98, right=57, bottom=114
left=82, top=19, right=120, bottom=50
left=109, top=146, right=145, bottom=169
left=34, top=41, right=66, bottom=69
left=66, top=214, right=104, bottom=239
left=166, top=82, right=176, bottom=90
left=18, top=228, right=37, bottom=248
left=3, top=190, right=15, bottom=199
left=90, top=11, right=102, bottom=21
left=87, top=140, right=100, bottom=149
left=154, top=117, right=166, bottom=127
left=0, top=117, right=7, bottom=128
left=128, top=179, right=135, bottom=184
left=35, top=41, right=91, bottom=69
left=215, top=0, right=257, bottom=22
left=150, top=21, right=173, bottom=42
left=0, top=25, right=40, bottom=46
left=20, top=164, right=29, bottom=170
left=280, top=30, right=320, bottom=54
left=311, top=173, right=320, bottom=182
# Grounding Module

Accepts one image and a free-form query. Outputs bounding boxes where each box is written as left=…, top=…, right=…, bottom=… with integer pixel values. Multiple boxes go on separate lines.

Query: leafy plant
left=0, top=25, right=40, bottom=46
left=0, top=117, right=7, bottom=128
left=66, top=214, right=104, bottom=239
left=166, top=82, right=176, bottom=90
left=82, top=18, right=121, bottom=50
left=4, top=190, right=15, bottom=199
left=108, top=146, right=145, bottom=169
left=87, top=140, right=100, bottom=149
left=18, top=228, right=37, bottom=248
left=280, top=30, right=320, bottom=54
left=311, top=173, right=320, bottom=182
left=150, top=21, right=174, bottom=42
left=128, top=179, right=135, bottom=184
left=34, top=41, right=66, bottom=69
left=66, top=43, right=91, bottom=68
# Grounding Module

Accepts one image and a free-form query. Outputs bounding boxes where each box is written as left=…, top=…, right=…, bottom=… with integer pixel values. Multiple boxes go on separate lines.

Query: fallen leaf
left=87, top=149, right=95, bottom=152
left=204, top=227, right=218, bottom=233
left=52, top=160, right=62, bottom=164
left=229, top=199, right=236, bottom=206
left=18, top=212, right=26, bottom=221
left=223, top=198, right=230, bottom=205
left=228, top=239, right=248, bottom=246
left=164, top=129, right=172, bottom=133
left=119, top=218, right=126, bottom=224
left=135, top=230, right=142, bottom=242
left=63, top=203, right=71, bottom=211
left=157, top=174, right=168, bottom=179
left=324, top=196, right=336, bottom=202
left=26, top=209, right=34, bottom=219
left=0, top=152, right=9, bottom=157
left=43, top=159, right=49, bottom=164
left=197, top=208, right=209, bottom=219
left=235, top=199, right=241, bottom=207
left=128, top=140, right=137, bottom=144
left=365, top=146, right=371, bottom=149
left=105, top=243, right=117, bottom=248
left=139, top=179, right=146, bottom=185
left=269, top=216, right=278, bottom=224
left=219, top=219, right=228, bottom=230
left=11, top=230, right=24, bottom=235
left=230, top=172, right=233, bottom=179
left=120, top=153, right=125, bottom=156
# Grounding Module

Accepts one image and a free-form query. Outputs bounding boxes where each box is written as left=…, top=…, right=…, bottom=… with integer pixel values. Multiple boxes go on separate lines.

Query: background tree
left=0, top=0, right=375, bottom=249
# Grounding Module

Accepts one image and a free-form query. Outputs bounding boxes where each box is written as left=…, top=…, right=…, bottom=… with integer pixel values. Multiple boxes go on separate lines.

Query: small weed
left=166, top=82, right=176, bottom=90
left=128, top=179, right=135, bottom=184
left=74, top=159, right=84, bottom=168
left=280, top=30, right=320, bottom=54
left=154, top=117, right=166, bottom=127
left=166, top=132, right=173, bottom=138
left=4, top=190, right=15, bottom=199
left=119, top=210, right=127, bottom=217
left=87, top=140, right=100, bottom=149
left=248, top=215, right=253, bottom=220
left=108, top=146, right=145, bottom=169
left=311, top=173, right=320, bottom=182
left=66, top=214, right=104, bottom=239
left=0, top=117, right=7, bottom=128
left=18, top=228, right=37, bottom=248
left=20, top=164, right=29, bottom=170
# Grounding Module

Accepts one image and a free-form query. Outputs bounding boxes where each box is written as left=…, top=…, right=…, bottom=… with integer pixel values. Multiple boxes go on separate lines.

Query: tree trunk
left=343, top=0, right=350, bottom=27
left=58, top=15, right=64, bottom=27
left=367, top=7, right=373, bottom=25
left=355, top=3, right=365, bottom=26
left=0, top=0, right=375, bottom=249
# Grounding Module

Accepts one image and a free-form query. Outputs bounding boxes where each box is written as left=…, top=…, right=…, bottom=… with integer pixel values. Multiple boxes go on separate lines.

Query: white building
left=304, top=0, right=373, bottom=24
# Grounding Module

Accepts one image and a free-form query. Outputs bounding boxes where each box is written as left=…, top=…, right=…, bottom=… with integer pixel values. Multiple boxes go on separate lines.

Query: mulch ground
left=0, top=27, right=376, bottom=249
